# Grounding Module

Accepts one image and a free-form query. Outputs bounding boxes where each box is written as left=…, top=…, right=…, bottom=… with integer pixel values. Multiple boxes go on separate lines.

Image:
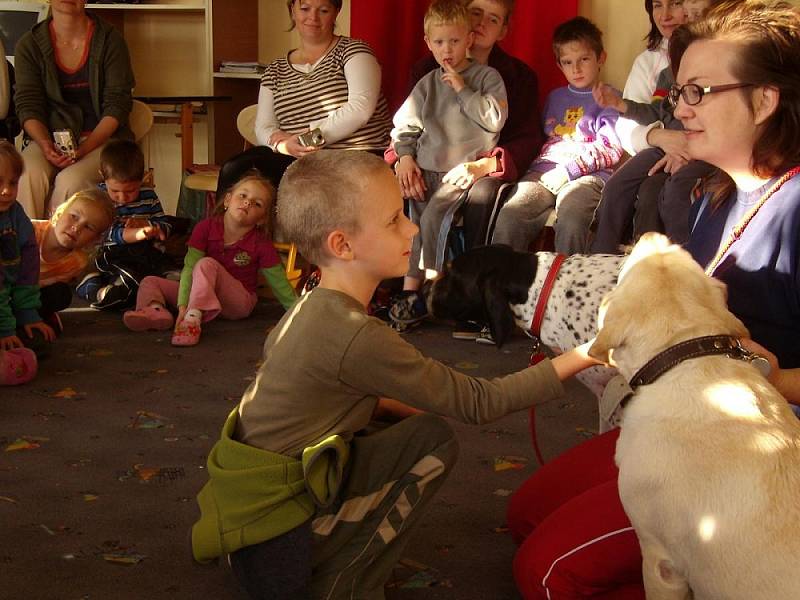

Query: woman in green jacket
left=15, top=0, right=134, bottom=218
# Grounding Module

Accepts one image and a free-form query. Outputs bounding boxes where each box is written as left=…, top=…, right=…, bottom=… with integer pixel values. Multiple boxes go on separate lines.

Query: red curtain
left=350, top=1, right=579, bottom=112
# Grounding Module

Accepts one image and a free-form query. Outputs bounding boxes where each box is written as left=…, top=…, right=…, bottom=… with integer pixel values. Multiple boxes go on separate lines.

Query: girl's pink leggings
left=136, top=257, right=257, bottom=322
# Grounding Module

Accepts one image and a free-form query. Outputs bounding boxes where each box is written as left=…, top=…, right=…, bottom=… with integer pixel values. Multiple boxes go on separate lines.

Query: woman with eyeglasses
left=508, top=2, right=800, bottom=598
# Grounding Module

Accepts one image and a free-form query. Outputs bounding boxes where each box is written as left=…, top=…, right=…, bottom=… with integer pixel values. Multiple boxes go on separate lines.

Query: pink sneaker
left=0, top=348, right=37, bottom=385
left=123, top=306, right=175, bottom=332
left=171, top=319, right=201, bottom=347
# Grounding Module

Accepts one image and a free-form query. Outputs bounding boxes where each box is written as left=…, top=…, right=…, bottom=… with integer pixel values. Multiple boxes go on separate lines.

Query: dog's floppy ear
left=481, top=273, right=515, bottom=347
left=588, top=293, right=625, bottom=365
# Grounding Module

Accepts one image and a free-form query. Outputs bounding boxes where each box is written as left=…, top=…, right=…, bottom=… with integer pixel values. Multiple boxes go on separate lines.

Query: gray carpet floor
left=1, top=298, right=596, bottom=599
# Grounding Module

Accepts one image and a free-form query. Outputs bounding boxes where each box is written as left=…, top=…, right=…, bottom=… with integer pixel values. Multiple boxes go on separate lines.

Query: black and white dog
left=430, top=245, right=626, bottom=429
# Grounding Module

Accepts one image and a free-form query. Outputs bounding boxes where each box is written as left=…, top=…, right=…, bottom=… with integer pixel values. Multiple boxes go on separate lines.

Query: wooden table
left=134, top=95, right=232, bottom=171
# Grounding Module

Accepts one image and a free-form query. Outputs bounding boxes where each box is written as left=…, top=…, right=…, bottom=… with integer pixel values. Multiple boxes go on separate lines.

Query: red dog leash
left=528, top=254, right=566, bottom=465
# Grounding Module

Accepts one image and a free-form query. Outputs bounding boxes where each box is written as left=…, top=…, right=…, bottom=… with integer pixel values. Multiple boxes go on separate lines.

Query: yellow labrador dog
left=589, top=233, right=800, bottom=600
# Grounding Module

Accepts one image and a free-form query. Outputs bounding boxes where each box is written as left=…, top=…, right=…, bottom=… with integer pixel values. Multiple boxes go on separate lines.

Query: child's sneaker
left=475, top=325, right=496, bottom=345
left=389, top=291, right=428, bottom=329
left=123, top=306, right=175, bottom=332
left=0, top=347, right=37, bottom=385
left=76, top=272, right=103, bottom=302
left=452, top=320, right=483, bottom=340
left=91, top=283, right=132, bottom=310
left=171, top=319, right=201, bottom=346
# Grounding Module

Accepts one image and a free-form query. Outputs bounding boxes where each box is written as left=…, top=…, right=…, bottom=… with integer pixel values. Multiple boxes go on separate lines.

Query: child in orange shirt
left=32, top=188, right=115, bottom=332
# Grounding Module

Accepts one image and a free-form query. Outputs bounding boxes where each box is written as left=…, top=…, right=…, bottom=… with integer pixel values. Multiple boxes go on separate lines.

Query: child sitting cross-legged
left=491, top=16, right=624, bottom=255
left=189, top=150, right=602, bottom=598
left=123, top=171, right=296, bottom=347
left=32, top=189, right=115, bottom=334
left=389, top=0, right=508, bottom=329
left=76, top=139, right=174, bottom=310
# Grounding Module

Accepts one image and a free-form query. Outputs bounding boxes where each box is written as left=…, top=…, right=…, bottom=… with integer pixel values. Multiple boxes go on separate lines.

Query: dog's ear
left=481, top=274, right=515, bottom=347
left=588, top=294, right=624, bottom=365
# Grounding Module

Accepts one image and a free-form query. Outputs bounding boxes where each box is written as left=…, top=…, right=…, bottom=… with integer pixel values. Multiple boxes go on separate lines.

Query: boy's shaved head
left=277, top=150, right=391, bottom=266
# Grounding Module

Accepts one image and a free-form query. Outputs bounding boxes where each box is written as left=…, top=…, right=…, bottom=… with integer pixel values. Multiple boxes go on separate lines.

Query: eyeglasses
left=668, top=82, right=755, bottom=107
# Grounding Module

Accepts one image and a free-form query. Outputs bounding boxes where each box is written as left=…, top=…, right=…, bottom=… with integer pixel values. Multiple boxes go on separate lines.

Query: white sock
left=185, top=308, right=202, bottom=322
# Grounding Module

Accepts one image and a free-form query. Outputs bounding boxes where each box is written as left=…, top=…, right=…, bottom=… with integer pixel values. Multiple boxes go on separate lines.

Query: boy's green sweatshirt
left=191, top=408, right=349, bottom=563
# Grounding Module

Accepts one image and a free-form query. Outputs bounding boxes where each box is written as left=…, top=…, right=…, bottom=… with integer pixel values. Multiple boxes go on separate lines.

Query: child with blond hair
left=389, top=0, right=508, bottom=329
left=32, top=188, right=115, bottom=333
left=123, top=171, right=296, bottom=346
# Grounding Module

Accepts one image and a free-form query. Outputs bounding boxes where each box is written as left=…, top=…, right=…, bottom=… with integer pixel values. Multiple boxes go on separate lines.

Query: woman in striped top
left=215, top=0, right=392, bottom=199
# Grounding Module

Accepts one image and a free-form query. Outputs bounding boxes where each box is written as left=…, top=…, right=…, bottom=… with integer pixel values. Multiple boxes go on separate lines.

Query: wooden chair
left=129, top=100, right=155, bottom=186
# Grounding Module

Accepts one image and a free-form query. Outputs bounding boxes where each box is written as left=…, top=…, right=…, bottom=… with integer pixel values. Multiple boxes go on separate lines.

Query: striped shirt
left=262, top=37, right=391, bottom=152
left=98, top=183, right=172, bottom=246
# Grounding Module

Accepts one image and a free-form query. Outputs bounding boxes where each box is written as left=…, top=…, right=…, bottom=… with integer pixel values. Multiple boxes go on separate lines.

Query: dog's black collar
left=629, top=335, right=770, bottom=389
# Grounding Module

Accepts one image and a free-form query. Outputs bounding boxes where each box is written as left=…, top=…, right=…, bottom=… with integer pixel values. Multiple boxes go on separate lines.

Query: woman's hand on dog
left=739, top=338, right=800, bottom=405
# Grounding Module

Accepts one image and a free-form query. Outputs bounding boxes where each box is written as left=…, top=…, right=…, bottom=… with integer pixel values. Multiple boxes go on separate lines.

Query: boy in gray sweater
left=390, top=0, right=508, bottom=329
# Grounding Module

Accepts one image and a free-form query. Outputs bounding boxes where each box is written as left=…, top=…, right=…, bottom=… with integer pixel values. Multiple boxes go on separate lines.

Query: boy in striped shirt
left=76, top=139, right=174, bottom=310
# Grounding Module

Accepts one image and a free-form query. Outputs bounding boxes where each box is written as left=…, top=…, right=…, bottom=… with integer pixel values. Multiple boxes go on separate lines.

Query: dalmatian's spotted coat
left=431, top=246, right=626, bottom=430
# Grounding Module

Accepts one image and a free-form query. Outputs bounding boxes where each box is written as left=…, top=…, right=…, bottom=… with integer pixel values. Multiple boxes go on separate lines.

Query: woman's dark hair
left=671, top=0, right=800, bottom=202
left=285, top=0, right=343, bottom=31
left=644, top=0, right=663, bottom=51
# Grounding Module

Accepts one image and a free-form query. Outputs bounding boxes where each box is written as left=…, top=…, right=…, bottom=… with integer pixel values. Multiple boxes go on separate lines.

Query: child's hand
left=0, top=335, right=23, bottom=350
left=646, top=128, right=690, bottom=160
left=131, top=224, right=166, bottom=242
left=395, top=156, right=427, bottom=201
left=443, top=159, right=494, bottom=190
left=124, top=217, right=150, bottom=229
left=441, top=62, right=465, bottom=93
left=647, top=152, right=688, bottom=176
left=539, top=168, right=569, bottom=194
left=592, top=82, right=626, bottom=113
left=25, top=321, right=56, bottom=342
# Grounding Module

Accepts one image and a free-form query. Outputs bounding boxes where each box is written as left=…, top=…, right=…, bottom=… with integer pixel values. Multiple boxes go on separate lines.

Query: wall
left=578, top=0, right=651, bottom=90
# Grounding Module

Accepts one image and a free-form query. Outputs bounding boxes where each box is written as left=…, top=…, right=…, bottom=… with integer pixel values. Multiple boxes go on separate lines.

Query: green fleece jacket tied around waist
left=191, top=408, right=349, bottom=563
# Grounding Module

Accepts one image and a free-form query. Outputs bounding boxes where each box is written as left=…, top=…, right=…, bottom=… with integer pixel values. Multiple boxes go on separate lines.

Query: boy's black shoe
left=452, top=320, right=483, bottom=340
left=76, top=272, right=103, bottom=302
left=90, top=284, right=132, bottom=310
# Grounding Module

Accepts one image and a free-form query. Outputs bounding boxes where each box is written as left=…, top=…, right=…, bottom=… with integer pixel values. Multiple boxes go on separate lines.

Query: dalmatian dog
left=430, top=244, right=625, bottom=430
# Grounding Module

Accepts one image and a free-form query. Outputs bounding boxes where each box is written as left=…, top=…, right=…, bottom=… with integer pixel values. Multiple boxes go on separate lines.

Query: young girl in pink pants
left=122, top=172, right=296, bottom=346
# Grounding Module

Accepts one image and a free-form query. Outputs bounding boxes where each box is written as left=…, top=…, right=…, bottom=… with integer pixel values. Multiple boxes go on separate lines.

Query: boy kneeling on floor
left=190, top=150, right=601, bottom=600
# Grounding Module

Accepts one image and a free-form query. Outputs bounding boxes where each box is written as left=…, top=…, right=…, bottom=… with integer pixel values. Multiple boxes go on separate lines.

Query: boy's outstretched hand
left=441, top=62, right=465, bottom=93
left=592, top=82, right=626, bottom=114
